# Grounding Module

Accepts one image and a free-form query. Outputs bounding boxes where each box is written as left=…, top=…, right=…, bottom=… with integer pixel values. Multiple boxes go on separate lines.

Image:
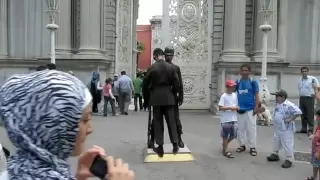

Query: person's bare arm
left=218, top=95, right=238, bottom=111
left=96, top=81, right=103, bottom=90
left=253, top=81, right=260, bottom=115
left=109, top=89, right=115, bottom=99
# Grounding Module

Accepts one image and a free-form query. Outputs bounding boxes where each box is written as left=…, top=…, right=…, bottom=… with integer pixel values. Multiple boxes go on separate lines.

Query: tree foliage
left=137, top=41, right=145, bottom=53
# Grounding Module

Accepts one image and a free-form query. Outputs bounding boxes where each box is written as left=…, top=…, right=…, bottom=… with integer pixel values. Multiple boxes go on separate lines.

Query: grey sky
left=137, top=0, right=163, bottom=25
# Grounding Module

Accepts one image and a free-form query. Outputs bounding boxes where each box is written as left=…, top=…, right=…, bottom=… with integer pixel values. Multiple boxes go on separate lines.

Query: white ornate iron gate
left=162, top=0, right=213, bottom=109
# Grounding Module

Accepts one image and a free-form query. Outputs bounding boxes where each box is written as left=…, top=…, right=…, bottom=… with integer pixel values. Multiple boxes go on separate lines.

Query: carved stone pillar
left=278, top=0, right=288, bottom=61
left=56, top=0, right=72, bottom=55
left=0, top=0, right=8, bottom=58
left=253, top=0, right=279, bottom=62
left=221, top=0, right=248, bottom=61
left=311, top=0, right=320, bottom=63
left=79, top=0, right=101, bottom=54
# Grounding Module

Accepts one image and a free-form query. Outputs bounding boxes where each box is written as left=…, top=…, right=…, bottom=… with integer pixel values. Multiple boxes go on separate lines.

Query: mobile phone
left=89, top=155, right=108, bottom=179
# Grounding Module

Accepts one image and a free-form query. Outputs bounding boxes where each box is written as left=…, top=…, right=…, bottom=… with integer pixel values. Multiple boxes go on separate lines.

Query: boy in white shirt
left=218, top=80, right=239, bottom=158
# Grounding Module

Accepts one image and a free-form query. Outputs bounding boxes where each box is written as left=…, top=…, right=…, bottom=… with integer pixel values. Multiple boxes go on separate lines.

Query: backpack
left=234, top=78, right=256, bottom=94
left=235, top=78, right=257, bottom=114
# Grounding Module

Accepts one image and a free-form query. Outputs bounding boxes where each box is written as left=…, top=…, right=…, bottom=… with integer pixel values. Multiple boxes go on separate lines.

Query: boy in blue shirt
left=235, top=64, right=260, bottom=156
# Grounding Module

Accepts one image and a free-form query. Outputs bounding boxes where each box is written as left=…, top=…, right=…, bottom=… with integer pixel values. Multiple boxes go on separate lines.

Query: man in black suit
left=164, top=46, right=185, bottom=148
left=143, top=48, right=180, bottom=157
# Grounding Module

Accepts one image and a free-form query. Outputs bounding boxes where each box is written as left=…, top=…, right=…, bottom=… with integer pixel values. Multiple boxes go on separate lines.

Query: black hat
left=153, top=48, right=164, bottom=56
left=164, top=46, right=174, bottom=56
left=270, top=89, right=288, bottom=99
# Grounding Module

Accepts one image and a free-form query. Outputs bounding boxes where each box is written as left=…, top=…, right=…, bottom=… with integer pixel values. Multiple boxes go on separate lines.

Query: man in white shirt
left=297, top=67, right=319, bottom=135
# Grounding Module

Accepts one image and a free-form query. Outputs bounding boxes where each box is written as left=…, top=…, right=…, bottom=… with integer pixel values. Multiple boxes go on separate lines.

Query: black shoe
left=267, top=153, right=280, bottom=161
left=178, top=136, right=185, bottom=148
left=153, top=145, right=164, bottom=157
left=172, top=143, right=179, bottom=154
left=296, top=129, right=307, bottom=134
left=124, top=112, right=128, bottom=115
left=281, top=160, right=292, bottom=168
left=147, top=139, right=154, bottom=149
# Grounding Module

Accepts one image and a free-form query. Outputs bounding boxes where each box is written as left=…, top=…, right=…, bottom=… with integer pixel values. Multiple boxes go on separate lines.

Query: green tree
left=137, top=41, right=145, bottom=53
left=136, top=41, right=145, bottom=71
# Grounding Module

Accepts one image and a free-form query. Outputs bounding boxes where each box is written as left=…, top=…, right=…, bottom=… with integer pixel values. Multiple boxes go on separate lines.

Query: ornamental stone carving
left=183, top=77, right=196, bottom=94
left=181, top=2, right=197, bottom=22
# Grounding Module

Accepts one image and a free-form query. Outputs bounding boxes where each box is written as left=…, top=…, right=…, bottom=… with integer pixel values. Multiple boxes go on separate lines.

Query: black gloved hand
left=178, top=95, right=183, bottom=106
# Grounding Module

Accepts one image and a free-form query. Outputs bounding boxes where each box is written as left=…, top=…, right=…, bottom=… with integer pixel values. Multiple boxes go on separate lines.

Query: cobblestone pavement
left=0, top=111, right=314, bottom=180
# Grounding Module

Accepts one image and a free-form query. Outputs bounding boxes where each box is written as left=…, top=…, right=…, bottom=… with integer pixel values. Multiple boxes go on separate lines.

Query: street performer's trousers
left=153, top=105, right=179, bottom=145
left=174, top=104, right=183, bottom=134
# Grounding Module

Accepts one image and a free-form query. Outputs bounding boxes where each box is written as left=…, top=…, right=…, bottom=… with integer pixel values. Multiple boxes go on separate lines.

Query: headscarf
left=0, top=70, right=92, bottom=180
left=91, top=71, right=100, bottom=87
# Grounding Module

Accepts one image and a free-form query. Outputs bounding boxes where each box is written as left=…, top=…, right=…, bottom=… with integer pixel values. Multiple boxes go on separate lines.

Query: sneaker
left=267, top=153, right=280, bottom=161
left=281, top=160, right=292, bottom=168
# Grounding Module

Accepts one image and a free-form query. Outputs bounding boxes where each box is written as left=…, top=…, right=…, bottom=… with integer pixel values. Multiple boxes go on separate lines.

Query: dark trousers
left=174, top=104, right=183, bottom=134
left=119, top=91, right=131, bottom=113
left=104, top=96, right=116, bottom=116
left=143, top=99, right=149, bottom=110
left=153, top=105, right=178, bottom=145
left=299, top=96, right=315, bottom=131
left=134, top=94, right=143, bottom=111
left=114, top=95, right=119, bottom=104
left=92, top=101, right=98, bottom=113
left=150, top=104, right=183, bottom=137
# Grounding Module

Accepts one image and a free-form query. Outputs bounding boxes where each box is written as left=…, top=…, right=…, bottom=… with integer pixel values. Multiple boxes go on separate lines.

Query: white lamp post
left=46, top=0, right=60, bottom=64
left=259, top=0, right=273, bottom=104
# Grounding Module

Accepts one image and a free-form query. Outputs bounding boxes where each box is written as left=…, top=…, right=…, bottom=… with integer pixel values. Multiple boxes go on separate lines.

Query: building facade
left=151, top=0, right=320, bottom=110
left=136, top=25, right=152, bottom=70
left=0, top=0, right=138, bottom=84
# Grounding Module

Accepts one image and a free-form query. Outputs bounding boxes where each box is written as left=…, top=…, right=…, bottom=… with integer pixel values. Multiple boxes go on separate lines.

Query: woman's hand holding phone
left=76, top=145, right=106, bottom=180
left=76, top=145, right=135, bottom=180
left=107, top=156, right=135, bottom=180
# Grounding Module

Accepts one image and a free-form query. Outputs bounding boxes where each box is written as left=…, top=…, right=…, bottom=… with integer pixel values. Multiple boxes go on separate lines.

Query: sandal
left=236, top=145, right=246, bottom=153
left=223, top=151, right=234, bottom=158
left=249, top=148, right=257, bottom=156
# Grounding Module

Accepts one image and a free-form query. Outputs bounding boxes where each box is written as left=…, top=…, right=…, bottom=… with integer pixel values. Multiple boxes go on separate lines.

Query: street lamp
left=46, top=0, right=60, bottom=64
left=259, top=0, right=273, bottom=104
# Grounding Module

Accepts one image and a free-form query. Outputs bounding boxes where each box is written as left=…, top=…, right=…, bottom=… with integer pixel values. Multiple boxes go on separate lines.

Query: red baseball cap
left=225, top=80, right=236, bottom=87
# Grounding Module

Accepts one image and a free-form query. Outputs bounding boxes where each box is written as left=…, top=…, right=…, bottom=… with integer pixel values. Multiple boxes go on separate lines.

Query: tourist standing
left=103, top=78, right=117, bottom=116
left=297, top=67, right=319, bottom=135
left=267, top=89, right=301, bottom=168
left=235, top=64, right=260, bottom=156
left=90, top=72, right=103, bottom=113
left=132, top=73, right=143, bottom=111
left=116, top=71, right=133, bottom=115
left=218, top=80, right=238, bottom=158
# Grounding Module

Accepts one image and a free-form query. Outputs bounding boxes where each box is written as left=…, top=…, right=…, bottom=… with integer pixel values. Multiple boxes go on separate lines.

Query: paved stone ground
left=0, top=111, right=315, bottom=180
